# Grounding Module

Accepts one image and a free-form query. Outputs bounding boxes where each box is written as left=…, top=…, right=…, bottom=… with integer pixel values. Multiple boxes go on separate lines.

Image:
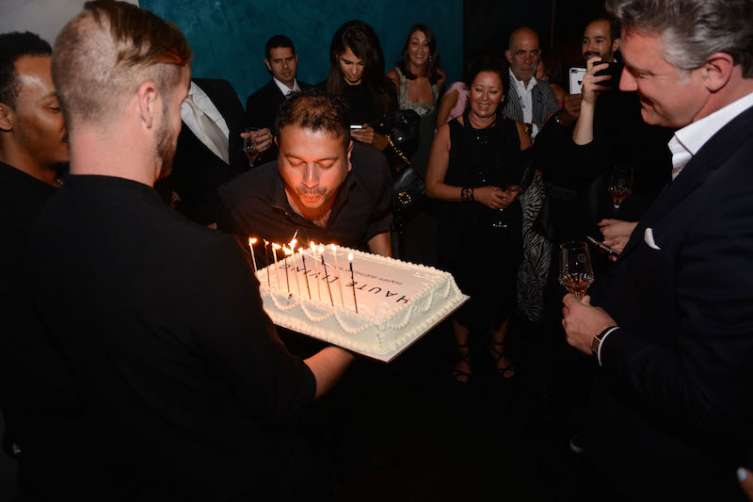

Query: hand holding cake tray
left=247, top=239, right=468, bottom=362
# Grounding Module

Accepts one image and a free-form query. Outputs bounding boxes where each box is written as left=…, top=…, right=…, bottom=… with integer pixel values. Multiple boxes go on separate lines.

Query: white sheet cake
left=255, top=246, right=468, bottom=362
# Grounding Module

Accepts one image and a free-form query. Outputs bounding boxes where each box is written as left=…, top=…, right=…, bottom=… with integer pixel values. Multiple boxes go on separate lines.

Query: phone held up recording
left=568, top=59, right=624, bottom=94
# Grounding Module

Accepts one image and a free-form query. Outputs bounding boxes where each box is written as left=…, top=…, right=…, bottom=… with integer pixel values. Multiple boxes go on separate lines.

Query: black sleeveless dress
left=438, top=113, right=525, bottom=331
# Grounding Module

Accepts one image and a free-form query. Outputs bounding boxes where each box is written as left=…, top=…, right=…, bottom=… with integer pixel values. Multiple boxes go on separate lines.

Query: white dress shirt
left=509, top=69, right=539, bottom=136
left=181, top=81, right=230, bottom=163
left=273, top=78, right=301, bottom=97
left=668, top=91, right=753, bottom=179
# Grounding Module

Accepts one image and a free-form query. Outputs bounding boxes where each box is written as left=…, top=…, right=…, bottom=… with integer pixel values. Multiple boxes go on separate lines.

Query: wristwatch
left=591, top=326, right=617, bottom=357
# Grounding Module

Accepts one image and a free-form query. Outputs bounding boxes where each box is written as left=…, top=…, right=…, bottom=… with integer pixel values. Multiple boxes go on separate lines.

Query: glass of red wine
left=559, top=241, right=594, bottom=299
left=608, top=166, right=634, bottom=211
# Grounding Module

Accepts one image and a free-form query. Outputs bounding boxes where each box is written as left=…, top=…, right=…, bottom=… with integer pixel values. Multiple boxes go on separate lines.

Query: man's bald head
left=506, top=26, right=541, bottom=84
left=52, top=0, right=191, bottom=131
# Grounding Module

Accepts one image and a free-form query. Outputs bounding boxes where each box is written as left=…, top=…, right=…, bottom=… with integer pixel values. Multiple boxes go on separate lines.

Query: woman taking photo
left=425, top=56, right=531, bottom=384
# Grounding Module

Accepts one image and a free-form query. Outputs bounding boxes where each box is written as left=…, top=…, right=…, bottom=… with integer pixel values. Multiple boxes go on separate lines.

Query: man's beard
left=155, top=107, right=178, bottom=180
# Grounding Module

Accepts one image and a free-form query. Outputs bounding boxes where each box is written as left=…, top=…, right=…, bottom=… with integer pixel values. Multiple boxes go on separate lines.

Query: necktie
left=186, top=93, right=229, bottom=164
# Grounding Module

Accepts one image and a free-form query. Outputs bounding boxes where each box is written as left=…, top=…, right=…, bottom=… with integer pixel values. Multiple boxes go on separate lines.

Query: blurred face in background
left=338, top=46, right=365, bottom=86
left=468, top=70, right=504, bottom=121
left=582, top=19, right=618, bottom=62
left=265, top=46, right=298, bottom=88
left=407, top=29, right=430, bottom=69
left=506, top=29, right=541, bottom=84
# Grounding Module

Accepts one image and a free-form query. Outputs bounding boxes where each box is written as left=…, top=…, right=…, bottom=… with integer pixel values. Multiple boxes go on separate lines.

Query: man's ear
left=346, top=139, right=353, bottom=172
left=0, top=102, right=14, bottom=132
left=702, top=52, right=735, bottom=93
left=611, top=38, right=621, bottom=55
left=505, top=49, right=513, bottom=65
left=264, top=59, right=272, bottom=72
left=136, top=80, right=159, bottom=130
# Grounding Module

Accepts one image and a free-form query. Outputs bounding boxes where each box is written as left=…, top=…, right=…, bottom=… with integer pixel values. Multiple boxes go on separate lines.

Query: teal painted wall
left=140, top=0, right=463, bottom=102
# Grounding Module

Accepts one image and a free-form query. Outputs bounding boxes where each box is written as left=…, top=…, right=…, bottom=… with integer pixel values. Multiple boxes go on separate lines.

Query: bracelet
left=461, top=187, right=474, bottom=202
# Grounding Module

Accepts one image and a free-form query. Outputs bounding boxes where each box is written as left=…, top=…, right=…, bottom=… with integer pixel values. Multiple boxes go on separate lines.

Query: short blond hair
left=52, top=0, right=191, bottom=128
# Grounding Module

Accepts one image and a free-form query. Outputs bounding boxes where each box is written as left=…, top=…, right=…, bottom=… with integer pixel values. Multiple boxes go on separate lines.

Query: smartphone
left=586, top=235, right=619, bottom=256
left=593, top=59, right=624, bottom=90
left=569, top=67, right=587, bottom=94
left=350, top=124, right=364, bottom=130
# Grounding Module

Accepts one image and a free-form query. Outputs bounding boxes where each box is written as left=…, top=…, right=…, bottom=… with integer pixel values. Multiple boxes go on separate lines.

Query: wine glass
left=559, top=241, right=594, bottom=299
left=608, top=166, right=633, bottom=211
left=242, top=127, right=261, bottom=154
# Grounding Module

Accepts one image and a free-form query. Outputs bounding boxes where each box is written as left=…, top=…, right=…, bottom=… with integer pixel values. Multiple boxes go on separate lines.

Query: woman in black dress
left=425, top=56, right=531, bottom=383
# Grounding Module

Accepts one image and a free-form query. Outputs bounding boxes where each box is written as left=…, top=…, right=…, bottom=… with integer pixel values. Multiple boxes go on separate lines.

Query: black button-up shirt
left=217, top=142, right=393, bottom=260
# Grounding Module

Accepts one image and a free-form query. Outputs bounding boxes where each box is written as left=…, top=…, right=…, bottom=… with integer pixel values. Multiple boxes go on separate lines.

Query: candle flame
left=263, top=239, right=269, bottom=246
left=272, top=243, right=281, bottom=250
left=309, top=241, right=317, bottom=252
left=318, top=244, right=325, bottom=254
left=249, top=237, right=258, bottom=245
left=284, top=246, right=293, bottom=256
left=329, top=243, right=337, bottom=253
left=289, top=238, right=298, bottom=250
left=348, top=252, right=354, bottom=262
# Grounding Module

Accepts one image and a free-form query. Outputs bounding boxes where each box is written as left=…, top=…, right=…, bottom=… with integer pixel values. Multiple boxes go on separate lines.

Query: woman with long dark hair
left=386, top=24, right=446, bottom=118
left=324, top=20, right=397, bottom=147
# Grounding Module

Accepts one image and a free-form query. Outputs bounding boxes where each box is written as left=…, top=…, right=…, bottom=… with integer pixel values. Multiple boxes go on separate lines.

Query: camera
left=593, top=59, right=624, bottom=90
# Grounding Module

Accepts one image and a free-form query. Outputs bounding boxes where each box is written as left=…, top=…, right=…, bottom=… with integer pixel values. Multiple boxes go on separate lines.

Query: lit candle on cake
left=348, top=252, right=358, bottom=313
left=299, top=248, right=312, bottom=300
left=319, top=244, right=334, bottom=307
left=281, top=245, right=291, bottom=294
left=329, top=244, right=345, bottom=308
left=263, top=240, right=272, bottom=288
left=248, top=237, right=258, bottom=274
left=289, top=239, right=301, bottom=297
left=272, top=243, right=282, bottom=292
left=285, top=246, right=301, bottom=297
left=310, top=242, right=321, bottom=301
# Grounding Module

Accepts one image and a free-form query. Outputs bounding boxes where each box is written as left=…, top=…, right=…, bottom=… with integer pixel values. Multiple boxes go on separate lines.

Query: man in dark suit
left=245, top=35, right=309, bottom=166
left=562, top=0, right=753, bottom=500
left=157, top=77, right=249, bottom=227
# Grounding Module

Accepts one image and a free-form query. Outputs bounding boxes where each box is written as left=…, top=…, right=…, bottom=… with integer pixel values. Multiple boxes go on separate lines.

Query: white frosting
left=255, top=247, right=468, bottom=361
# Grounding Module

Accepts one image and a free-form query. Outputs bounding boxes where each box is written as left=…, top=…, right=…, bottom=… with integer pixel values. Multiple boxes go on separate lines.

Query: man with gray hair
left=561, top=0, right=753, bottom=500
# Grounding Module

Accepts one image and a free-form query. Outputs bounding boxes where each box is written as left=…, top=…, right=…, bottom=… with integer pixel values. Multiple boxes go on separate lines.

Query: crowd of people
left=1, top=0, right=752, bottom=500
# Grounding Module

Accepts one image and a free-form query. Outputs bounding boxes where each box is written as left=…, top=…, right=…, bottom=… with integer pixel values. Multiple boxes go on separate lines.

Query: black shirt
left=217, top=142, right=393, bottom=256
left=25, top=175, right=315, bottom=497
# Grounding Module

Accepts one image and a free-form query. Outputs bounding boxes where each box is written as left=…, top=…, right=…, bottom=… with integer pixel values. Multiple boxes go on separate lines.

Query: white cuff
left=597, top=326, right=621, bottom=367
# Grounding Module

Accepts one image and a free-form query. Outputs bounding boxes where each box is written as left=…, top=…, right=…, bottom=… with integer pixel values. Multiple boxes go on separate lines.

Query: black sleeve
left=192, top=236, right=316, bottom=420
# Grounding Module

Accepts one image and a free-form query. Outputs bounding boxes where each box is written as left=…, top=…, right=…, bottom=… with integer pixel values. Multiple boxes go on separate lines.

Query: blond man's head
left=52, top=0, right=191, bottom=130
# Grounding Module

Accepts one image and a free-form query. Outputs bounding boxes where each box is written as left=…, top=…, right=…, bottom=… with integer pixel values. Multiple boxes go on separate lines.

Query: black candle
left=320, top=250, right=334, bottom=307
left=348, top=252, right=358, bottom=313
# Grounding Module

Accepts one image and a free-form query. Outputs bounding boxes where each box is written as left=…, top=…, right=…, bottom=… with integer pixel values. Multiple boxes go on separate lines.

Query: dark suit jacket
left=586, top=104, right=753, bottom=501
left=245, top=79, right=310, bottom=165
left=158, top=78, right=249, bottom=226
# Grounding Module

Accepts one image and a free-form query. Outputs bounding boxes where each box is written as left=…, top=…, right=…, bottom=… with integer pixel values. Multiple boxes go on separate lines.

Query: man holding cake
left=22, top=1, right=354, bottom=498
left=218, top=87, right=393, bottom=258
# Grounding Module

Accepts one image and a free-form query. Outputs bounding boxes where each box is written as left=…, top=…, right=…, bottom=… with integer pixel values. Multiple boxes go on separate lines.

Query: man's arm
left=304, top=347, right=355, bottom=398
left=563, top=190, right=753, bottom=436
left=367, top=231, right=391, bottom=257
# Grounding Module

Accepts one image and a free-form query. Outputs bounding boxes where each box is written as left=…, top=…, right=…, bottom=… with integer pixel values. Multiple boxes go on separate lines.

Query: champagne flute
left=608, top=166, right=634, bottom=210
left=559, top=241, right=594, bottom=299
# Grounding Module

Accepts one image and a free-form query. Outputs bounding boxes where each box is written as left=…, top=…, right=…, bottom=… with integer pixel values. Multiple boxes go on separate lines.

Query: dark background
left=140, top=0, right=609, bottom=100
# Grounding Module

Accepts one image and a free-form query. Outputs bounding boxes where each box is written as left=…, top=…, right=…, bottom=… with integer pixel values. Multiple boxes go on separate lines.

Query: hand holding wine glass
left=559, top=241, right=594, bottom=299
left=608, top=166, right=634, bottom=210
